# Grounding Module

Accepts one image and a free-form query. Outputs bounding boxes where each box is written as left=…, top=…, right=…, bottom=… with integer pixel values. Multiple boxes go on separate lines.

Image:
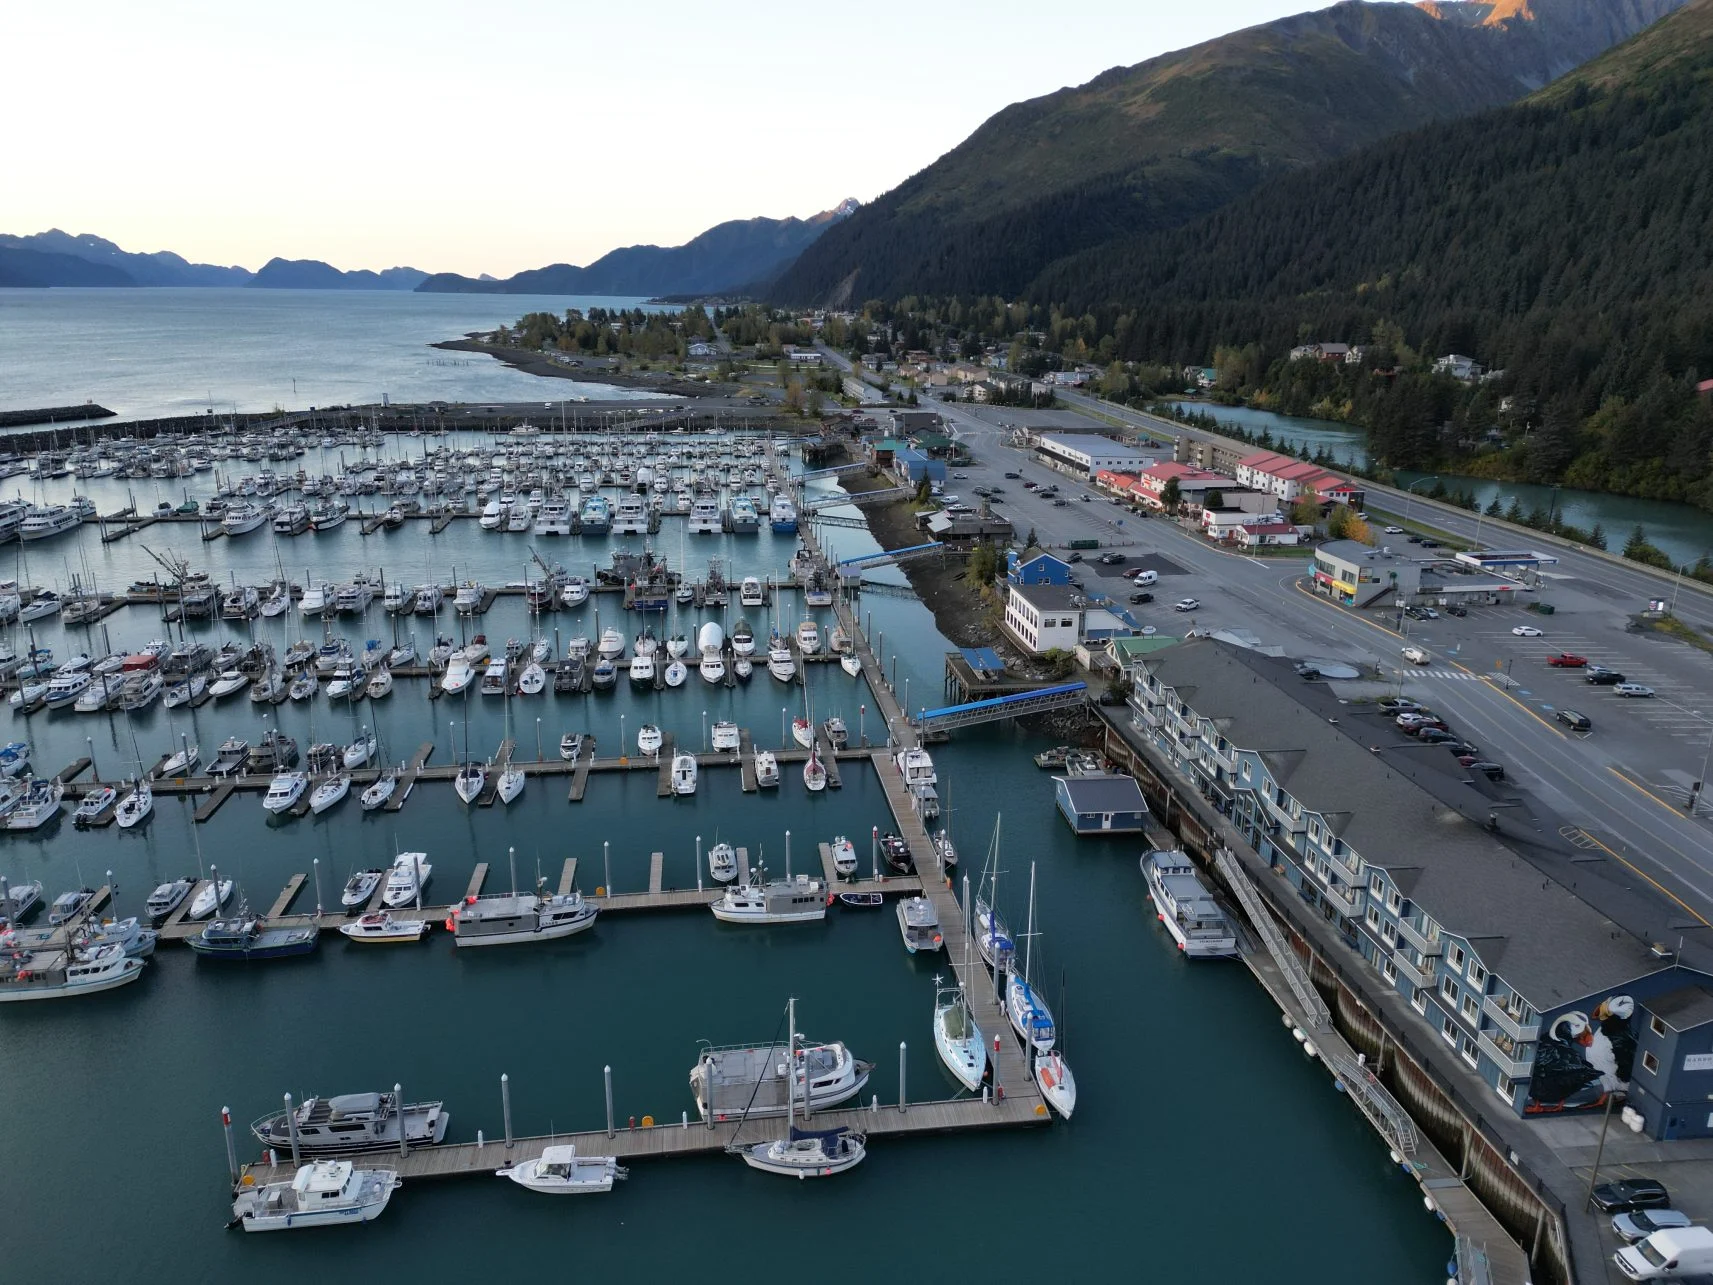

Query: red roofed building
left=1234, top=520, right=1302, bottom=548
left=1235, top=451, right=1366, bottom=508
left=1093, top=469, right=1139, bottom=495
left=1698, top=378, right=1713, bottom=399
left=1131, top=461, right=1238, bottom=512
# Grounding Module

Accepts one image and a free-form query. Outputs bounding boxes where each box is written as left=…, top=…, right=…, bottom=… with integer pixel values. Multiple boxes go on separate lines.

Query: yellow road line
left=1574, top=824, right=1710, bottom=928
left=1610, top=765, right=1696, bottom=821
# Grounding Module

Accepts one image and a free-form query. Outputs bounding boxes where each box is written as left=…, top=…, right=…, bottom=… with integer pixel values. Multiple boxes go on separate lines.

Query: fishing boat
left=496, top=1146, right=627, bottom=1195
left=710, top=871, right=827, bottom=925
left=145, top=878, right=193, bottom=920
left=707, top=841, right=738, bottom=883
left=188, top=879, right=234, bottom=920
left=47, top=888, right=95, bottom=926
left=478, top=658, right=508, bottom=696
left=896, top=896, right=944, bottom=954
left=187, top=913, right=320, bottom=961
left=2, top=878, right=44, bottom=924
left=77, top=915, right=158, bottom=959
left=628, top=651, right=656, bottom=687
left=228, top=1161, right=400, bottom=1232
left=822, top=716, right=848, bottom=749
left=880, top=833, right=914, bottom=875
left=1141, top=848, right=1238, bottom=958
left=381, top=852, right=432, bottom=909
left=670, top=751, right=697, bottom=796
left=251, top=1091, right=449, bottom=1155
left=637, top=723, right=663, bottom=757
left=341, top=868, right=384, bottom=909
left=0, top=942, right=143, bottom=1002
left=211, top=737, right=251, bottom=778
left=262, top=771, right=307, bottom=814
left=933, top=975, right=987, bottom=1093
left=73, top=785, right=117, bottom=826
left=339, top=911, right=431, bottom=944
left=114, top=779, right=153, bottom=829
left=7, top=778, right=64, bottom=830
left=1005, top=862, right=1056, bottom=1053
left=826, top=835, right=858, bottom=877
left=753, top=751, right=780, bottom=788
left=448, top=884, right=597, bottom=946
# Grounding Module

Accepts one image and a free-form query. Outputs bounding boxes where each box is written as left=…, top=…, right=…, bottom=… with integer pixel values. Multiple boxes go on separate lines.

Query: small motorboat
left=736, top=1126, right=865, bottom=1179
left=339, top=911, right=431, bottom=944
left=831, top=836, right=858, bottom=877
left=496, top=1145, right=627, bottom=1195
left=671, top=751, right=698, bottom=796
left=262, top=771, right=307, bottom=814
left=637, top=723, right=663, bottom=757
left=73, top=785, right=117, bottom=827
left=209, top=669, right=250, bottom=699
left=838, top=892, right=884, bottom=908
left=48, top=887, right=96, bottom=926
left=381, top=852, right=432, bottom=908
left=229, top=1160, right=401, bottom=1232
left=341, top=869, right=385, bottom=909
left=708, top=841, right=738, bottom=883
left=753, top=751, right=780, bottom=788
left=559, top=732, right=585, bottom=761
left=711, top=721, right=739, bottom=752
left=145, top=877, right=194, bottom=920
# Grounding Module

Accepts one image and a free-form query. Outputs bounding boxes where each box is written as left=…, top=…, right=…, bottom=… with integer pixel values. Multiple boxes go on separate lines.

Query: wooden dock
left=568, top=737, right=594, bottom=802
left=193, top=781, right=237, bottom=823
left=814, top=730, right=841, bottom=788
left=738, top=729, right=757, bottom=792
left=465, top=864, right=489, bottom=900
left=648, top=851, right=664, bottom=895
left=54, top=757, right=92, bottom=784
left=557, top=858, right=578, bottom=896
left=267, top=874, right=307, bottom=917
left=383, top=742, right=434, bottom=812
left=655, top=735, right=675, bottom=798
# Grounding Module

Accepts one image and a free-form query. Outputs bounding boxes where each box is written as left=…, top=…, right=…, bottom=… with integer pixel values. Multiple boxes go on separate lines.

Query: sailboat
left=1005, top=862, right=1056, bottom=1053
left=454, top=714, right=486, bottom=804
left=801, top=674, right=826, bottom=793
left=495, top=700, right=525, bottom=805
left=1032, top=974, right=1077, bottom=1119
left=973, top=817, right=1015, bottom=974
left=114, top=777, right=153, bottom=829
left=724, top=997, right=868, bottom=1180
left=933, top=970, right=987, bottom=1093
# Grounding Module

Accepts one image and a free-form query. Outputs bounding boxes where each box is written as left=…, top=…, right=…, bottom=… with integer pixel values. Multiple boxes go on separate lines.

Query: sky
left=4, top=0, right=1319, bottom=277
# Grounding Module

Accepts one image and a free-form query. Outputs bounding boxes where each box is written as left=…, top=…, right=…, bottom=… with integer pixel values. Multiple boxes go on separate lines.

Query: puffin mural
left=1524, top=995, right=1637, bottom=1115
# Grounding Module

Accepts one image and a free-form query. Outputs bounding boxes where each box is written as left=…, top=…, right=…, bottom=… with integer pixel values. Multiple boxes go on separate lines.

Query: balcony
left=1478, top=1030, right=1536, bottom=1079
left=1482, top=994, right=1540, bottom=1043
left=1259, top=789, right=1307, bottom=833
left=1394, top=916, right=1444, bottom=957
left=1322, top=880, right=1364, bottom=918
left=1396, top=953, right=1436, bottom=987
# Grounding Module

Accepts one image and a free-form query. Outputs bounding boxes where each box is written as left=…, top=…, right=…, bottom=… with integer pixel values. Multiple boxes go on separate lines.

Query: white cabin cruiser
left=496, top=1145, right=627, bottom=1195
left=229, top=1160, right=401, bottom=1232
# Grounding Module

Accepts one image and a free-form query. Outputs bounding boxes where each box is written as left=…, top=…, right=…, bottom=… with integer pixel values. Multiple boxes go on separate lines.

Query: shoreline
left=433, top=336, right=733, bottom=400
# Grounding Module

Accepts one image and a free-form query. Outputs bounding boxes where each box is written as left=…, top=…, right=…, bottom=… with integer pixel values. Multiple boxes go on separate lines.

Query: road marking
left=1572, top=822, right=1711, bottom=929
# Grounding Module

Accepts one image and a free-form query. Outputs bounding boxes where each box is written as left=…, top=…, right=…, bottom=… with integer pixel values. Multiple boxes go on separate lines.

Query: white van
left=1132, top=569, right=1158, bottom=587
left=1615, top=1226, right=1713, bottom=1279
left=1402, top=645, right=1430, bottom=665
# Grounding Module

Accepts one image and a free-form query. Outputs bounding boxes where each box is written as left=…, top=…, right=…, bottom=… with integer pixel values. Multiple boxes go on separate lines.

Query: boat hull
left=0, top=959, right=144, bottom=1002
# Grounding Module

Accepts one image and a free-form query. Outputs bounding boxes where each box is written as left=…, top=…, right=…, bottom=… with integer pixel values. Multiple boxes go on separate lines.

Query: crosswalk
left=1413, top=669, right=1480, bottom=681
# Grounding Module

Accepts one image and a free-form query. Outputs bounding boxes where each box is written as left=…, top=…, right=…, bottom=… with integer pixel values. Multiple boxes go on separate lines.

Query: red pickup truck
left=1547, top=653, right=1587, bottom=668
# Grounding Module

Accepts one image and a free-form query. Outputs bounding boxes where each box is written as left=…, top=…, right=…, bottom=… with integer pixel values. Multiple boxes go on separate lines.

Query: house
left=1121, top=638, right=1713, bottom=1127
left=1434, top=354, right=1483, bottom=381
left=1006, top=549, right=1073, bottom=586
left=1093, top=469, right=1139, bottom=496
left=687, top=341, right=716, bottom=359
left=1001, top=582, right=1085, bottom=655
left=1036, top=432, right=1157, bottom=480
left=1053, top=773, right=1149, bottom=835
left=1289, top=343, right=1351, bottom=362
left=1047, top=369, right=1090, bottom=386
left=922, top=511, right=1014, bottom=546
left=868, top=438, right=902, bottom=467
left=1234, top=520, right=1302, bottom=548
left=893, top=448, right=946, bottom=486
left=1234, top=451, right=1366, bottom=509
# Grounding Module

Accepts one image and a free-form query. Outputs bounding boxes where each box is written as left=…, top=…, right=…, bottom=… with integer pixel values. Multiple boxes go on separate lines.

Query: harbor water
left=1167, top=398, right=1713, bottom=566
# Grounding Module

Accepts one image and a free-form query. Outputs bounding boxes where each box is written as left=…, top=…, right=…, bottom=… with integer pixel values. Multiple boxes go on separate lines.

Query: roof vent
left=1650, top=941, right=1676, bottom=961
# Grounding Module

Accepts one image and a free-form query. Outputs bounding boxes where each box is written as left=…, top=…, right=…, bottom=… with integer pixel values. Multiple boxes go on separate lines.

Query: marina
left=0, top=413, right=1452, bottom=1284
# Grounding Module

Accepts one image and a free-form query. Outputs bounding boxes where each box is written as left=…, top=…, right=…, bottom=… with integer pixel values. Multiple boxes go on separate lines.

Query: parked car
left=1173, top=598, right=1200, bottom=612
left=1445, top=605, right=1468, bottom=617
left=1586, top=670, right=1626, bottom=685
left=1591, top=1177, right=1671, bottom=1214
left=1467, top=761, right=1506, bottom=781
left=1615, top=683, right=1656, bottom=698
left=1022, top=480, right=1038, bottom=490
left=1099, top=552, right=1125, bottom=565
left=952, top=472, right=969, bottom=480
left=1396, top=712, right=1443, bottom=729
left=1408, top=534, right=1423, bottom=543
left=1613, top=1210, right=1695, bottom=1244
left=1513, top=625, right=1544, bottom=637
left=1416, top=727, right=1457, bottom=743
left=1421, top=540, right=1442, bottom=549
left=1547, top=653, right=1588, bottom=668
left=1384, top=525, right=1404, bottom=534
left=1003, top=471, right=1020, bottom=479
left=1557, top=709, right=1593, bottom=731
left=1128, top=591, right=1154, bottom=604
left=1378, top=698, right=1424, bottom=714
left=1442, top=741, right=1480, bottom=757
left=1052, top=498, right=1068, bottom=507
left=1067, top=552, right=1083, bottom=563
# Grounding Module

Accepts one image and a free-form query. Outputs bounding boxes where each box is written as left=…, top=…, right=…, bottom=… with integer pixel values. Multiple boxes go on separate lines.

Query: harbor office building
left=1034, top=433, right=1157, bottom=481
left=1120, top=638, right=1713, bottom=1137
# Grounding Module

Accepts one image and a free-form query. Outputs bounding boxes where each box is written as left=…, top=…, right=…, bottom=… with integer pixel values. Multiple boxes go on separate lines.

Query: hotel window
left=1460, top=1035, right=1479, bottom=1068
left=1411, top=988, right=1427, bottom=1015
left=1462, top=995, right=1480, bottom=1024
left=1495, top=1074, right=1515, bottom=1101
left=1642, top=1051, right=1659, bottom=1076
left=1381, top=923, right=1396, bottom=945
left=1442, top=1016, right=1458, bottom=1046
left=1365, top=907, right=1381, bottom=929
left=1386, top=891, right=1402, bottom=914
left=1468, top=962, right=1487, bottom=990
left=1382, top=959, right=1397, bottom=983
left=1651, top=1016, right=1667, bottom=1037
left=1369, top=873, right=1384, bottom=896
left=1447, top=945, right=1466, bottom=973
left=1308, top=820, right=1321, bottom=841
left=1440, top=977, right=1459, bottom=1006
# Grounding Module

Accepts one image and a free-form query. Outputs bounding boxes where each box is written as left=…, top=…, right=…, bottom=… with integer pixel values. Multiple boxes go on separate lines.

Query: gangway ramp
left=913, top=683, right=1087, bottom=734
left=836, top=542, right=944, bottom=576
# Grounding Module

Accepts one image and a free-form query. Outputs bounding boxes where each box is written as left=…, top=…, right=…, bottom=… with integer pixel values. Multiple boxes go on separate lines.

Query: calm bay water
left=0, top=287, right=671, bottom=424
left=1168, top=399, right=1713, bottom=566
left=0, top=298, right=1449, bottom=1280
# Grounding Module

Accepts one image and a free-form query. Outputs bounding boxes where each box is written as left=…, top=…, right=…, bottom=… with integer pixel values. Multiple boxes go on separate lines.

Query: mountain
left=417, top=200, right=859, bottom=297
left=1046, top=0, right=1713, bottom=500
left=0, top=245, right=133, bottom=288
left=0, top=229, right=250, bottom=286
left=770, top=0, right=1685, bottom=305
left=247, top=258, right=428, bottom=290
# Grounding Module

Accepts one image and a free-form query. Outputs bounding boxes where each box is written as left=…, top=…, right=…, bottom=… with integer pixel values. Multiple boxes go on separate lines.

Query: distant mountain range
left=769, top=0, right=1687, bottom=304
left=0, top=199, right=859, bottom=296
left=414, top=200, right=860, bottom=297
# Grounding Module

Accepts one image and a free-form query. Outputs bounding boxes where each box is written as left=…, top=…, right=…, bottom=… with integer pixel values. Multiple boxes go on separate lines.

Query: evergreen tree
left=1588, top=521, right=1607, bottom=550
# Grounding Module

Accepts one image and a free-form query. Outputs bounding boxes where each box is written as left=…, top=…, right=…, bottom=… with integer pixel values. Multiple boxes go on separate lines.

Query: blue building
left=1006, top=549, right=1073, bottom=586
left=893, top=448, right=945, bottom=486
left=1054, top=774, right=1149, bottom=835
left=1122, top=637, right=1713, bottom=1135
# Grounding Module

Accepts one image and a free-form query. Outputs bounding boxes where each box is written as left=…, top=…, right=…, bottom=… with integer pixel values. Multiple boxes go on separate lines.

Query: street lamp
left=1402, top=476, right=1438, bottom=528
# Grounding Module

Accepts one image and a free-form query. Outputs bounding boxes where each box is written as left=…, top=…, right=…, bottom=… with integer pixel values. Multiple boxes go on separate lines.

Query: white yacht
left=687, top=497, right=723, bottom=534
left=229, top=1160, right=401, bottom=1232
left=1141, top=849, right=1238, bottom=957
left=831, top=836, right=858, bottom=876
left=710, top=873, right=826, bottom=925
left=692, top=1036, right=869, bottom=1122
left=753, top=750, right=780, bottom=788
left=611, top=494, right=648, bottom=534
left=637, top=723, right=663, bottom=757
left=222, top=501, right=269, bottom=535
left=338, top=910, right=430, bottom=944
left=44, top=670, right=92, bottom=710
left=597, top=628, right=625, bottom=661
left=298, top=582, right=331, bottom=617
left=381, top=852, right=432, bottom=908
left=698, top=651, right=725, bottom=685
left=262, top=770, right=307, bottom=814
left=19, top=505, right=82, bottom=541
left=497, top=1145, right=627, bottom=1194
left=707, top=841, right=738, bottom=883
left=670, top=751, right=698, bottom=796
left=628, top=651, right=656, bottom=688
left=767, top=646, right=796, bottom=683
left=795, top=619, right=821, bottom=655
left=739, top=576, right=765, bottom=607
left=894, top=747, right=937, bottom=789
left=559, top=577, right=590, bottom=607
left=711, top=721, right=740, bottom=752
left=450, top=888, right=598, bottom=947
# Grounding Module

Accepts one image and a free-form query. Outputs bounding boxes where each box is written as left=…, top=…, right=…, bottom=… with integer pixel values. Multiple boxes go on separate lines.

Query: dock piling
left=785, top=829, right=790, bottom=880
left=284, top=1093, right=300, bottom=1166
left=222, top=1107, right=238, bottom=1185
left=501, top=1074, right=513, bottom=1151
left=397, top=1083, right=408, bottom=1157
left=992, top=1036, right=1003, bottom=1101
left=899, top=1043, right=907, bottom=1113
left=603, top=842, right=611, bottom=898
left=604, top=1065, right=614, bottom=1139
left=312, top=859, right=322, bottom=917
left=695, top=836, right=702, bottom=894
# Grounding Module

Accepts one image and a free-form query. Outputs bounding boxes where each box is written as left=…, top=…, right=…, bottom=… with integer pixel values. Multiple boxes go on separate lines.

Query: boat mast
left=1022, top=861, right=1037, bottom=988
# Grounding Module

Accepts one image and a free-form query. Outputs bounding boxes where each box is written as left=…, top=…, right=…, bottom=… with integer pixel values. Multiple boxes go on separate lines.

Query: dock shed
left=1053, top=773, right=1149, bottom=835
